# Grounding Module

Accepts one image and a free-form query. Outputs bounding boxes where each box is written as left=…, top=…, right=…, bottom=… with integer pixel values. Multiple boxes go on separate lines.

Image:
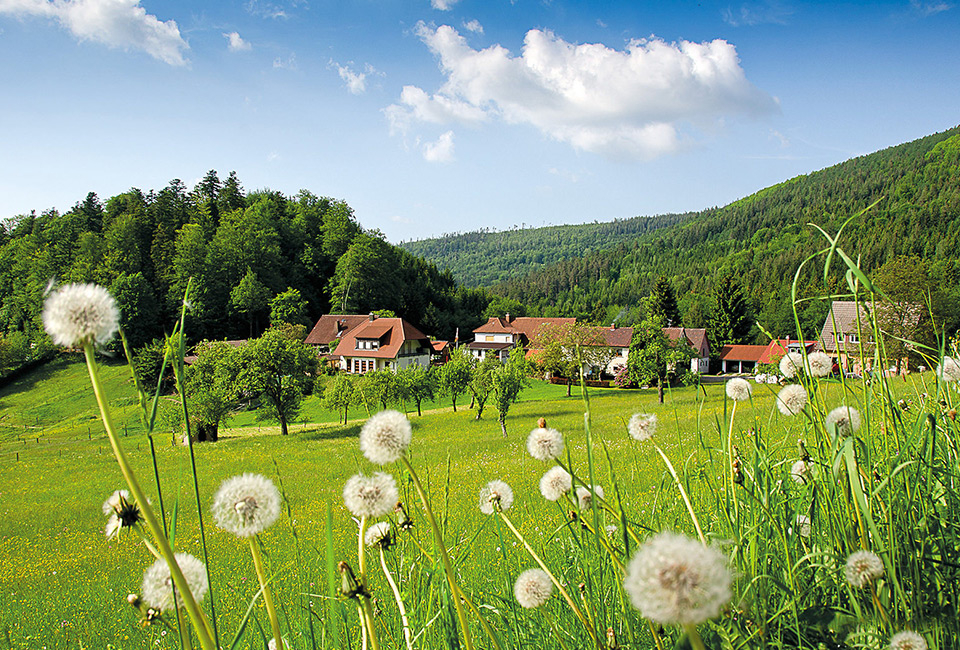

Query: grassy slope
left=0, top=356, right=929, bottom=647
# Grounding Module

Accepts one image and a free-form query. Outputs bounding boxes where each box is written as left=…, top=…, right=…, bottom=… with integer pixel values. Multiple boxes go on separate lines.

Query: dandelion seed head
left=937, top=356, right=960, bottom=383
left=623, top=531, right=732, bottom=625
left=826, top=405, right=862, bottom=437
left=513, top=569, right=553, bottom=608
left=479, top=479, right=514, bottom=515
left=526, top=427, right=564, bottom=461
left=42, top=283, right=120, bottom=347
left=725, top=378, right=752, bottom=402
left=539, top=466, right=572, bottom=501
left=628, top=413, right=657, bottom=441
left=777, top=384, right=808, bottom=417
left=343, top=473, right=398, bottom=518
left=889, top=631, right=927, bottom=650
left=212, top=473, right=282, bottom=538
left=102, top=489, right=142, bottom=537
left=360, top=410, right=412, bottom=465
left=102, top=489, right=131, bottom=517
left=844, top=550, right=884, bottom=588
left=790, top=459, right=813, bottom=484
left=364, top=521, right=393, bottom=549
left=141, top=553, right=209, bottom=612
left=779, top=352, right=804, bottom=379
left=807, top=351, right=833, bottom=378
left=576, top=485, right=604, bottom=511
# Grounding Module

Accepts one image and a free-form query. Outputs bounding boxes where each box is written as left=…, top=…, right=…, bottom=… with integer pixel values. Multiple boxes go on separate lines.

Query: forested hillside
left=435, top=127, right=960, bottom=340
left=400, top=212, right=693, bottom=287
left=0, top=172, right=488, bottom=373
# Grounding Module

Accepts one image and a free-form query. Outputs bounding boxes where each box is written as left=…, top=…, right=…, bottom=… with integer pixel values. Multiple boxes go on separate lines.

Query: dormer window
left=356, top=338, right=380, bottom=350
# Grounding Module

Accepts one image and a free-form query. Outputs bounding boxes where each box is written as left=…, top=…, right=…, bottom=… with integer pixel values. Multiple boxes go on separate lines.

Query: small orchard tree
left=240, top=324, right=318, bottom=435
left=469, top=352, right=499, bottom=420
left=628, top=316, right=696, bottom=404
left=534, top=322, right=614, bottom=396
left=322, top=373, right=356, bottom=424
left=439, top=347, right=473, bottom=411
left=185, top=340, right=244, bottom=442
left=362, top=369, right=398, bottom=411
left=491, top=346, right=530, bottom=436
left=398, top=363, right=437, bottom=417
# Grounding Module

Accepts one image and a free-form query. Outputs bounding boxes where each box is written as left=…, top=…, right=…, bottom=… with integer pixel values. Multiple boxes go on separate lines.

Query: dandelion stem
left=82, top=344, right=216, bottom=650
left=683, top=624, right=707, bottom=650
left=497, top=510, right=602, bottom=649
left=652, top=444, right=706, bottom=545
left=379, top=547, right=414, bottom=650
left=248, top=537, right=284, bottom=650
left=401, top=455, right=475, bottom=650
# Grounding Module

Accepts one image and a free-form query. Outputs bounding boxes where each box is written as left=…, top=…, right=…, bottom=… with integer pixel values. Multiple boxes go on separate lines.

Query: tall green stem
left=82, top=345, right=216, bottom=649
left=497, top=510, right=602, bottom=649
left=249, top=537, right=284, bottom=650
left=379, top=547, right=414, bottom=650
left=401, top=456, right=475, bottom=650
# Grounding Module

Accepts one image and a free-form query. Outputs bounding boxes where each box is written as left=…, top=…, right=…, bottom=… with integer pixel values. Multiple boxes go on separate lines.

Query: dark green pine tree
left=707, top=275, right=753, bottom=351
left=649, top=276, right=681, bottom=326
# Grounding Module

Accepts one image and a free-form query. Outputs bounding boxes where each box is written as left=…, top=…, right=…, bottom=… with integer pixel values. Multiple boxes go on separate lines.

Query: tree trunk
left=500, top=417, right=507, bottom=438
left=566, top=378, right=572, bottom=397
left=196, top=422, right=218, bottom=442
left=452, top=397, right=457, bottom=412
left=417, top=401, right=422, bottom=417
left=658, top=378, right=665, bottom=404
left=280, top=415, right=288, bottom=436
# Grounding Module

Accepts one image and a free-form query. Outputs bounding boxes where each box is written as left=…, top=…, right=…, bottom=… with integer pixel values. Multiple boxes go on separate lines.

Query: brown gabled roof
left=510, top=316, right=576, bottom=340
left=663, top=327, right=709, bottom=357
left=474, top=317, right=517, bottom=334
left=305, top=314, right=369, bottom=346
left=431, top=340, right=449, bottom=353
left=333, top=318, right=430, bottom=360
left=600, top=326, right=633, bottom=348
left=720, top=344, right=767, bottom=362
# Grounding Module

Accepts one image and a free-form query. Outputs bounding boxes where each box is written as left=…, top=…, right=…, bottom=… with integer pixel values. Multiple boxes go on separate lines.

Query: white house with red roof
left=329, top=314, right=433, bottom=374
left=466, top=313, right=576, bottom=361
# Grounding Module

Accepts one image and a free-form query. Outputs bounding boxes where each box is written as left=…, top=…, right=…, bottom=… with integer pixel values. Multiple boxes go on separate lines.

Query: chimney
left=369, top=312, right=376, bottom=321
left=505, top=312, right=511, bottom=322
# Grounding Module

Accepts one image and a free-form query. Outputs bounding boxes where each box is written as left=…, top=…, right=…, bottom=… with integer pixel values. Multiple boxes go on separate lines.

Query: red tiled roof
left=334, top=318, right=430, bottom=359
left=719, top=344, right=767, bottom=362
left=431, top=340, right=449, bottom=352
left=758, top=338, right=816, bottom=364
left=304, top=314, right=369, bottom=346
left=473, top=317, right=517, bottom=334
left=510, top=316, right=576, bottom=339
left=599, top=327, right=633, bottom=348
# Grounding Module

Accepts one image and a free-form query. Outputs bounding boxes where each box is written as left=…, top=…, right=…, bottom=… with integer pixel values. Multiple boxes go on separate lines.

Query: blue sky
left=1, top=0, right=957, bottom=243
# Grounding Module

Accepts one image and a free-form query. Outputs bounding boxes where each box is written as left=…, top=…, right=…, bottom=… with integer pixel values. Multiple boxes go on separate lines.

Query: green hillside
left=408, top=126, right=960, bottom=340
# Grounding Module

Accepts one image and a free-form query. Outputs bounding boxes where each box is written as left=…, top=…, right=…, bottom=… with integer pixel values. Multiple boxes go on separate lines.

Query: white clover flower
left=576, top=485, right=604, bottom=511
left=211, top=473, right=282, bottom=538
left=479, top=480, right=514, bottom=515
left=844, top=549, right=884, bottom=588
left=889, top=631, right=927, bottom=650
left=725, top=378, right=752, bottom=402
left=360, top=410, right=412, bottom=465
left=526, top=427, right=564, bottom=461
left=42, top=283, right=120, bottom=347
left=628, top=413, right=656, bottom=441
left=807, top=351, right=833, bottom=378
left=793, top=514, right=811, bottom=538
left=826, top=405, right=862, bottom=437
left=623, top=531, right=732, bottom=626
left=937, top=356, right=960, bottom=383
left=343, top=473, right=398, bottom=518
left=779, top=352, right=804, bottom=379
left=777, top=384, right=808, bottom=417
left=605, top=524, right=618, bottom=538
left=141, top=553, right=209, bottom=612
left=364, top=521, right=393, bottom=548
left=513, top=569, right=553, bottom=608
left=539, top=466, right=572, bottom=502
left=790, top=459, right=813, bottom=485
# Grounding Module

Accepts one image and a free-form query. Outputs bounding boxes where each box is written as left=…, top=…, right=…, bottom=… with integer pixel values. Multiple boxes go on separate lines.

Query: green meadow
left=0, top=355, right=951, bottom=649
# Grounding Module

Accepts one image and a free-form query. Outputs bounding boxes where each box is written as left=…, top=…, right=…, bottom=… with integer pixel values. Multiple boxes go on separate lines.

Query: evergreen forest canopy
left=407, top=126, right=960, bottom=343
left=0, top=171, right=488, bottom=372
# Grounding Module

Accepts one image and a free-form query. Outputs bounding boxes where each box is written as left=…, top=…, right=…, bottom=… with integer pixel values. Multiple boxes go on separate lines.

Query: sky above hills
left=1, top=0, right=957, bottom=242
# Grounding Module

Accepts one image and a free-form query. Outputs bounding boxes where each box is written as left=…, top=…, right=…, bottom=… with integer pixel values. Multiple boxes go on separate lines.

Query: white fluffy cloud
left=422, top=130, right=456, bottom=162
left=462, top=19, right=483, bottom=34
left=0, top=0, right=189, bottom=65
left=224, top=31, right=251, bottom=52
left=329, top=60, right=380, bottom=94
left=430, top=0, right=460, bottom=10
left=386, top=23, right=778, bottom=160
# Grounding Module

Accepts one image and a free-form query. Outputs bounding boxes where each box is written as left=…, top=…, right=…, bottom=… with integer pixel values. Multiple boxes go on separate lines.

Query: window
left=485, top=335, right=494, bottom=342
